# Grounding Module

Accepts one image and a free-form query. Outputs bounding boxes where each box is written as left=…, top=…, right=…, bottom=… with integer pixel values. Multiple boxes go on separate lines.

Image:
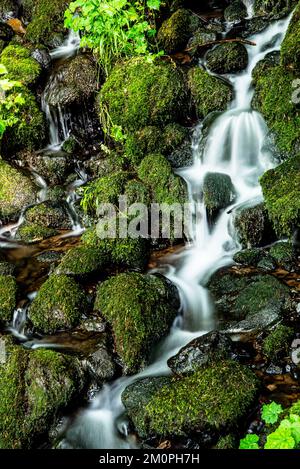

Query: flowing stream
left=60, top=8, right=293, bottom=449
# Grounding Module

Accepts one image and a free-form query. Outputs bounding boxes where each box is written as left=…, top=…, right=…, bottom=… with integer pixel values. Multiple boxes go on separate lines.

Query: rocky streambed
left=0, top=0, right=299, bottom=450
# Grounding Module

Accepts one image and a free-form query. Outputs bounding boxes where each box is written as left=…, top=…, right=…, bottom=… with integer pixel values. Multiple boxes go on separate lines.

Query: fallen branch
left=185, top=37, right=256, bottom=52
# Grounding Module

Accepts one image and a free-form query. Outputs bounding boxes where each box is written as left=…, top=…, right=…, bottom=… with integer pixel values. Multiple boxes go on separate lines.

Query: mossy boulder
left=55, top=245, right=107, bottom=279
left=23, top=0, right=70, bottom=46
left=206, top=43, right=248, bottom=74
left=124, top=179, right=151, bottom=206
left=95, top=273, right=179, bottom=373
left=0, top=159, right=37, bottom=221
left=281, top=2, right=300, bottom=71
left=19, top=150, right=72, bottom=185
left=17, top=223, right=57, bottom=243
left=188, top=67, right=233, bottom=118
left=224, top=0, right=247, bottom=22
left=187, top=27, right=218, bottom=57
left=122, top=360, right=258, bottom=438
left=260, top=154, right=300, bottom=237
left=157, top=8, right=194, bottom=54
left=254, top=0, right=297, bottom=18
left=0, top=0, right=17, bottom=20
left=0, top=261, right=16, bottom=276
left=2, top=86, right=46, bottom=155
left=29, top=274, right=87, bottom=334
left=269, top=241, right=297, bottom=270
left=263, top=324, right=294, bottom=360
left=233, top=248, right=263, bottom=266
left=234, top=202, right=274, bottom=248
left=0, top=275, right=17, bottom=322
left=24, top=201, right=72, bottom=230
left=45, top=55, right=97, bottom=107
left=0, top=45, right=41, bottom=85
left=203, top=172, right=236, bottom=214
left=0, top=337, right=84, bottom=448
left=99, top=59, right=188, bottom=134
left=252, top=51, right=280, bottom=84
left=252, top=64, right=300, bottom=155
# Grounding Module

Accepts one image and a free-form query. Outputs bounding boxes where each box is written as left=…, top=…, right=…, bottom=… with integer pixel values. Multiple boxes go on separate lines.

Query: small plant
left=261, top=401, right=283, bottom=425
left=64, top=0, right=163, bottom=77
left=0, top=64, right=24, bottom=139
left=239, top=434, right=260, bottom=449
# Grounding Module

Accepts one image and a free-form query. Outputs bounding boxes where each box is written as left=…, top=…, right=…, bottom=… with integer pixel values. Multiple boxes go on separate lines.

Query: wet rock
left=0, top=160, right=37, bottom=222
left=31, top=48, right=52, bottom=69
left=0, top=20, right=13, bottom=41
left=17, top=149, right=73, bottom=185
left=257, top=255, right=276, bottom=271
left=224, top=0, right=247, bottom=23
left=234, top=202, right=275, bottom=248
left=122, top=360, right=258, bottom=439
left=17, top=223, right=58, bottom=243
left=269, top=241, right=297, bottom=271
left=94, top=272, right=179, bottom=374
left=265, top=364, right=283, bottom=375
left=167, top=331, right=233, bottom=375
left=55, top=245, right=107, bottom=279
left=203, top=172, right=236, bottom=213
left=206, top=42, right=248, bottom=74
left=254, top=0, right=297, bottom=19
left=0, top=275, right=17, bottom=322
left=83, top=342, right=116, bottom=383
left=222, top=309, right=281, bottom=338
left=0, top=336, right=84, bottom=448
left=166, top=139, right=193, bottom=168
left=24, top=201, right=72, bottom=230
left=233, top=248, right=263, bottom=266
left=187, top=27, right=218, bottom=57
left=157, top=9, right=197, bottom=54
left=61, top=136, right=80, bottom=154
left=36, top=251, right=64, bottom=264
left=0, top=261, right=16, bottom=276
left=252, top=51, right=281, bottom=84
left=45, top=55, right=98, bottom=107
left=29, top=274, right=88, bottom=334
left=263, top=325, right=294, bottom=360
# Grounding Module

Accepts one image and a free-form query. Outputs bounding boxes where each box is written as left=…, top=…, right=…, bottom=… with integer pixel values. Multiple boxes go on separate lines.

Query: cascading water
left=61, top=11, right=293, bottom=449
left=242, top=0, right=255, bottom=18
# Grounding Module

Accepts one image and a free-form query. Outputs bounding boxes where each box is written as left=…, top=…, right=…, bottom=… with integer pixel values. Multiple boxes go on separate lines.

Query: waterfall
left=61, top=14, right=293, bottom=449
left=242, top=0, right=255, bottom=18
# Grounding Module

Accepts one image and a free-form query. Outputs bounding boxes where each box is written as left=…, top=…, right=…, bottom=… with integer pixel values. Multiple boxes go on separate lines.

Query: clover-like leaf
left=262, top=402, right=283, bottom=425
left=239, top=434, right=260, bottom=450
left=265, top=427, right=295, bottom=449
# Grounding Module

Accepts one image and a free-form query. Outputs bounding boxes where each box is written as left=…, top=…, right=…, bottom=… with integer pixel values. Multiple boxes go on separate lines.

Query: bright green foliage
left=29, top=274, right=87, bottom=333
left=239, top=434, right=260, bottom=449
left=0, top=65, right=24, bottom=139
left=265, top=427, right=295, bottom=449
left=0, top=275, right=17, bottom=322
left=188, top=67, right=233, bottom=118
left=0, top=46, right=41, bottom=85
left=262, top=402, right=283, bottom=425
left=281, top=2, right=300, bottom=71
left=65, top=0, right=162, bottom=76
left=95, top=272, right=177, bottom=373
left=260, top=154, right=300, bottom=236
left=144, top=360, right=258, bottom=437
left=99, top=58, right=187, bottom=136
left=252, top=65, right=300, bottom=155
left=263, top=325, right=293, bottom=360
left=18, top=223, right=58, bottom=243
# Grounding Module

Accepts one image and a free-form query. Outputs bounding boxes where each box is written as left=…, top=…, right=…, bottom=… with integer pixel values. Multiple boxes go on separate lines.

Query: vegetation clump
left=157, top=8, right=193, bottom=54
left=0, top=275, right=17, bottom=322
left=0, top=46, right=41, bottom=85
left=206, top=43, right=248, bottom=74
left=263, top=325, right=294, bottom=360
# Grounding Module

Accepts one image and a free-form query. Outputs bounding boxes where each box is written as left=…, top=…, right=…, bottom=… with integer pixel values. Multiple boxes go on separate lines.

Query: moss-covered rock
left=122, top=360, right=258, bottom=438
left=55, top=245, right=107, bottom=278
left=234, top=202, right=274, bottom=248
left=206, top=43, right=248, bottom=74
left=214, top=434, right=237, bottom=449
left=29, top=274, right=87, bottom=334
left=24, top=201, right=72, bottom=230
left=23, top=0, right=70, bottom=46
left=252, top=64, right=300, bottom=155
left=252, top=51, right=280, bottom=84
left=157, top=8, right=193, bottom=54
left=224, top=0, right=247, bottom=22
left=260, top=154, right=300, bottom=237
left=0, top=275, right=17, bottom=322
left=188, top=67, right=233, bottom=118
left=2, top=86, right=46, bottom=155
left=269, top=241, right=297, bottom=270
left=19, top=150, right=72, bottom=185
left=263, top=324, right=294, bottom=360
left=95, top=273, right=179, bottom=373
left=254, top=0, right=297, bottom=18
left=187, top=27, right=218, bottom=57
left=0, top=45, right=41, bottom=85
left=203, top=172, right=236, bottom=214
left=281, top=2, right=300, bottom=71
left=99, top=59, right=188, bottom=134
left=0, top=159, right=37, bottom=220
left=233, top=248, right=263, bottom=266
left=0, top=0, right=17, bottom=20
left=0, top=261, right=16, bottom=276
left=17, top=223, right=58, bottom=243
left=0, top=337, right=84, bottom=448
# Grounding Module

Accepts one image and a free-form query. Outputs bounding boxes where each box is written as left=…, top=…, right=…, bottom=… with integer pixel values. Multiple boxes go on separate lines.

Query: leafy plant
left=239, top=434, right=260, bottom=449
left=0, top=64, right=24, bottom=139
left=261, top=402, right=283, bottom=425
left=64, top=0, right=163, bottom=77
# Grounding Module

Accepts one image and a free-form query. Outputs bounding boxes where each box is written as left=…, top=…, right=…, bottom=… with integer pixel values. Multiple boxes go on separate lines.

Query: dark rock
left=233, top=248, right=263, bottom=266
left=269, top=241, right=297, bottom=271
left=0, top=21, right=13, bottom=41
left=167, top=331, right=233, bottom=375
left=186, top=27, right=218, bottom=57
left=257, top=255, right=276, bottom=271
left=83, top=342, right=116, bottom=382
left=206, top=42, right=248, bottom=74
left=234, top=202, right=275, bottom=248
left=0, top=261, right=16, bottom=276
left=203, top=172, right=236, bottom=213
left=166, top=139, right=193, bottom=168
left=157, top=9, right=198, bottom=54
left=224, top=0, right=247, bottom=23
left=31, top=48, right=51, bottom=69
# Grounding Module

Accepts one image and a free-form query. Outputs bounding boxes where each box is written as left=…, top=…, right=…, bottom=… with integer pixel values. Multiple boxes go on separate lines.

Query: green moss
left=206, top=43, right=248, bottom=74
left=100, top=58, right=188, bottom=134
left=25, top=202, right=70, bottom=229
left=263, top=325, right=294, bottom=360
left=254, top=0, right=297, bottom=17
left=0, top=159, right=36, bottom=219
left=0, top=275, right=17, bottom=322
left=233, top=248, right=262, bottom=266
left=281, top=3, right=300, bottom=71
left=138, top=153, right=186, bottom=205
left=203, top=172, right=236, bottom=213
left=0, top=45, right=41, bottom=85
left=0, top=339, right=83, bottom=448
left=214, top=434, right=237, bottom=449
left=269, top=241, right=296, bottom=269
left=29, top=274, right=87, bottom=333
left=157, top=8, right=192, bottom=54
left=143, top=360, right=258, bottom=437
left=95, top=273, right=177, bottom=373
left=260, top=154, right=300, bottom=236
left=23, top=0, right=70, bottom=46
left=125, top=126, right=162, bottom=167
left=188, top=67, right=233, bottom=118
left=252, top=65, right=300, bottom=155
left=162, top=123, right=188, bottom=155
left=18, top=223, right=58, bottom=243
left=2, top=86, right=46, bottom=155
left=234, top=203, right=270, bottom=248
left=124, top=179, right=151, bottom=206
left=56, top=245, right=107, bottom=278
left=224, top=0, right=247, bottom=22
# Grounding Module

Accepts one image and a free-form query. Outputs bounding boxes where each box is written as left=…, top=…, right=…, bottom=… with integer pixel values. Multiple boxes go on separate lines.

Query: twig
left=185, top=37, right=256, bottom=52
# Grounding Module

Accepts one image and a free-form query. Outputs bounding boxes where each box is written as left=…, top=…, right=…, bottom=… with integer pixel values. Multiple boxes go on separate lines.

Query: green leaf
left=0, top=64, right=8, bottom=75
left=239, top=434, right=260, bottom=450
left=264, top=427, right=295, bottom=449
left=280, top=415, right=300, bottom=444
left=147, top=0, right=161, bottom=10
left=262, top=402, right=283, bottom=425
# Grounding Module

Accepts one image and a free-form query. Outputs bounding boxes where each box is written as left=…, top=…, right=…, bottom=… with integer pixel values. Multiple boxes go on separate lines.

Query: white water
left=60, top=12, right=293, bottom=449
left=242, top=0, right=255, bottom=18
